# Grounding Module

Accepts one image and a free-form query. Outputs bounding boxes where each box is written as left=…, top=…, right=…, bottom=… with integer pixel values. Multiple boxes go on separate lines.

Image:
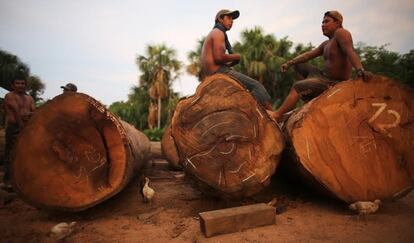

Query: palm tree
left=27, top=75, right=45, bottom=103
left=186, top=37, right=205, bottom=82
left=136, top=44, right=182, bottom=129
left=234, top=27, right=290, bottom=104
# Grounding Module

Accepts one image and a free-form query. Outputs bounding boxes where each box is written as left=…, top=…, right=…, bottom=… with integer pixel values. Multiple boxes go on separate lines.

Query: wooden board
left=199, top=203, right=276, bottom=237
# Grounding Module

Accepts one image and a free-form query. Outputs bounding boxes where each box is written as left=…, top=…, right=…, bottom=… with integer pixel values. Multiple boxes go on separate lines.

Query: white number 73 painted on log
left=368, top=103, right=401, bottom=137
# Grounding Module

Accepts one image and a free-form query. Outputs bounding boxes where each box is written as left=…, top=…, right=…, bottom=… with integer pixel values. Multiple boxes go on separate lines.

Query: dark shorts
left=292, top=63, right=341, bottom=102
left=216, top=66, right=271, bottom=105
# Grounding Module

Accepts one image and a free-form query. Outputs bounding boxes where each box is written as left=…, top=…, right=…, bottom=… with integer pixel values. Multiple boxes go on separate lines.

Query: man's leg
left=3, top=124, right=19, bottom=187
left=225, top=70, right=272, bottom=108
left=273, top=77, right=330, bottom=122
left=273, top=88, right=300, bottom=122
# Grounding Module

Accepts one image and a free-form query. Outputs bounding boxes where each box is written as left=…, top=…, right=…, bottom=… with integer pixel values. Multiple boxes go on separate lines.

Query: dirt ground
left=1, top=143, right=414, bottom=243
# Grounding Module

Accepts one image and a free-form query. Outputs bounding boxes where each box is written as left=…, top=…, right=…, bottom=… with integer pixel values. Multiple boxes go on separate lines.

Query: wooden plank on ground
left=199, top=203, right=275, bottom=237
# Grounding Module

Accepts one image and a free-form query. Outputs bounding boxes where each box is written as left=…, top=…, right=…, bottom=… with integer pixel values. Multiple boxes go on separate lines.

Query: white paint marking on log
left=225, top=134, right=249, bottom=141
left=261, top=174, right=270, bottom=183
left=378, top=109, right=401, bottom=138
left=327, top=88, right=342, bottom=98
left=202, top=121, right=232, bottom=137
left=186, top=158, right=197, bottom=169
left=189, top=143, right=218, bottom=160
left=306, top=138, right=311, bottom=160
left=369, top=103, right=387, bottom=124
left=353, top=136, right=374, bottom=139
left=229, top=161, right=247, bottom=174
left=190, top=95, right=201, bottom=105
left=218, top=171, right=222, bottom=186
left=219, top=143, right=235, bottom=155
left=74, top=166, right=89, bottom=184
left=242, top=173, right=256, bottom=182
left=91, top=159, right=106, bottom=172
left=256, top=107, right=264, bottom=118
left=253, top=124, right=257, bottom=138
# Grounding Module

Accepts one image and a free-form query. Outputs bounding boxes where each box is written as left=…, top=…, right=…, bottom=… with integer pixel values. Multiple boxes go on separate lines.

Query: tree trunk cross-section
left=285, top=75, right=414, bottom=203
left=171, top=74, right=285, bottom=197
left=11, top=93, right=150, bottom=211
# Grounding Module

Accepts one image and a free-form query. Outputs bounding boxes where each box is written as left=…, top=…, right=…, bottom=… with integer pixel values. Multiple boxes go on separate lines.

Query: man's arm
left=335, top=29, right=363, bottom=70
left=4, top=94, right=23, bottom=127
left=29, top=96, right=35, bottom=112
left=212, top=30, right=240, bottom=65
left=335, top=29, right=371, bottom=80
left=281, top=43, right=324, bottom=72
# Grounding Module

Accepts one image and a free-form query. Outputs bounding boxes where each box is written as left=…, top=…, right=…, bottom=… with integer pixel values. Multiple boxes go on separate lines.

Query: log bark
left=161, top=125, right=182, bottom=170
left=10, top=93, right=151, bottom=211
left=171, top=74, right=285, bottom=197
left=284, top=75, right=414, bottom=203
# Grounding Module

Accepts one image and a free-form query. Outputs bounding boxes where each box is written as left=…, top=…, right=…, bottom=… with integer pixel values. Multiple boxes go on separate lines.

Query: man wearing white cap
left=201, top=9, right=277, bottom=118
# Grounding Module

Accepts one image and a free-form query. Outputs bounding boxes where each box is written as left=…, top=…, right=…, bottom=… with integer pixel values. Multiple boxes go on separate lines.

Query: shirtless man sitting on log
left=1, top=77, right=35, bottom=189
left=201, top=9, right=277, bottom=119
left=274, top=10, right=372, bottom=121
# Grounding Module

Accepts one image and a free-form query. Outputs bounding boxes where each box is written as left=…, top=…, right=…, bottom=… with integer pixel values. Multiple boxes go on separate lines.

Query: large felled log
left=171, top=74, right=285, bottom=197
left=284, top=75, right=414, bottom=203
left=161, top=125, right=181, bottom=170
left=11, top=93, right=150, bottom=211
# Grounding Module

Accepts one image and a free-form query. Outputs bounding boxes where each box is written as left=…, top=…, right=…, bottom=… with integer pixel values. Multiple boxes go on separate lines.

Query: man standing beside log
left=1, top=77, right=35, bottom=189
left=201, top=9, right=277, bottom=119
left=273, top=10, right=372, bottom=121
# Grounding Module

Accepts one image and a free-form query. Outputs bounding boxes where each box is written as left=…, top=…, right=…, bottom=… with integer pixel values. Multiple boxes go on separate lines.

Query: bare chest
left=14, top=94, right=30, bottom=110
left=323, top=39, right=343, bottom=60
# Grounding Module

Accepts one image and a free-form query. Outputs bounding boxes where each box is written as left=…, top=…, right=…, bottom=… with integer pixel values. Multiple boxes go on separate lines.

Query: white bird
left=141, top=177, right=155, bottom=203
left=349, top=199, right=381, bottom=215
left=48, top=221, right=77, bottom=240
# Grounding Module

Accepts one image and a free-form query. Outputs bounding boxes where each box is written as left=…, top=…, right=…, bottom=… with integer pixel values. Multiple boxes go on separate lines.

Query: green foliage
left=109, top=86, right=150, bottom=130
left=0, top=49, right=45, bottom=102
left=233, top=27, right=296, bottom=104
left=398, top=50, right=414, bottom=89
left=136, top=44, right=182, bottom=128
left=187, top=37, right=205, bottom=82
left=27, top=75, right=45, bottom=102
left=143, top=127, right=165, bottom=141
left=0, top=49, right=29, bottom=90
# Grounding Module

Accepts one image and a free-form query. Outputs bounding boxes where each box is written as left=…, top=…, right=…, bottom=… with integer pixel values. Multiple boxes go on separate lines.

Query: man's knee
left=293, top=78, right=329, bottom=102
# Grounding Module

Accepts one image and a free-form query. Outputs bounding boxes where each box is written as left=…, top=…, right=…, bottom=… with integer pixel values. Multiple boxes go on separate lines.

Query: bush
left=143, top=127, right=165, bottom=141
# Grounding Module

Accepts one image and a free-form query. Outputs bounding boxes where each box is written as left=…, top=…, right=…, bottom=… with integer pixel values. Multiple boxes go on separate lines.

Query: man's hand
left=226, top=59, right=240, bottom=66
left=357, top=68, right=373, bottom=82
left=280, top=62, right=290, bottom=73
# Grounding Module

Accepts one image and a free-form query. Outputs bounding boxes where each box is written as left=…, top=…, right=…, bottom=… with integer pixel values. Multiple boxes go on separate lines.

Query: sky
left=1, top=0, right=413, bottom=105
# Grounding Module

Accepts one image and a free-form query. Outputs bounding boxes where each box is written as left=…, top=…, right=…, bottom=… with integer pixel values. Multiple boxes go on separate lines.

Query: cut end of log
left=284, top=75, right=414, bottom=202
left=11, top=93, right=149, bottom=211
left=171, top=74, right=285, bottom=197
